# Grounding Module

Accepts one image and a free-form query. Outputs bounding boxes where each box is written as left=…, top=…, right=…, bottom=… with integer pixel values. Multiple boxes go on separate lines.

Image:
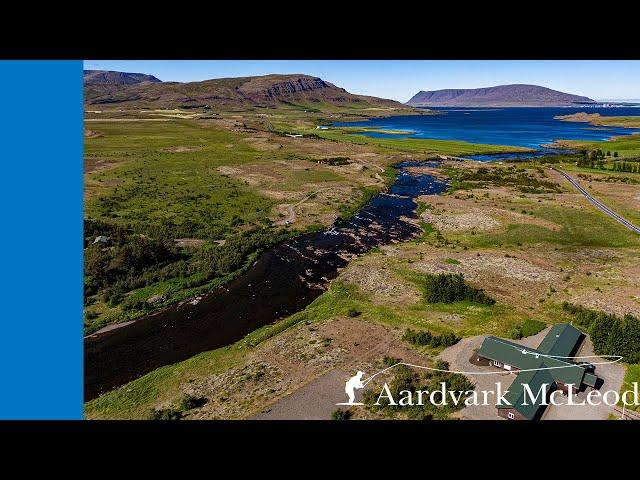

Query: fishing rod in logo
left=336, top=340, right=624, bottom=406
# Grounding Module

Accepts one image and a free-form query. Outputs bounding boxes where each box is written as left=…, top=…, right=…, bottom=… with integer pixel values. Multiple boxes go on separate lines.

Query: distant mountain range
left=406, top=84, right=596, bottom=107
left=83, top=70, right=408, bottom=111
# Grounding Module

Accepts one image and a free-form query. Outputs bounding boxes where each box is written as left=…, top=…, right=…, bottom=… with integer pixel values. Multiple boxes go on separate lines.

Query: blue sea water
left=333, top=107, right=640, bottom=159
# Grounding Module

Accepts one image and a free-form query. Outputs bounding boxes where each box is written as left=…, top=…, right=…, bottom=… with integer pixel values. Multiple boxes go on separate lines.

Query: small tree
left=331, top=409, right=352, bottom=420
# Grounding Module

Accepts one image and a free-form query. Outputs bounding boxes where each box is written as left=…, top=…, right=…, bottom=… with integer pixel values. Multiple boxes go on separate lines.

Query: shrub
left=150, top=408, right=183, bottom=420
left=363, top=360, right=474, bottom=420
left=331, top=409, right=352, bottom=420
left=509, top=327, right=523, bottom=340
left=179, top=394, right=207, bottom=411
left=520, top=318, right=546, bottom=337
left=382, top=355, right=401, bottom=367
left=347, top=308, right=361, bottom=318
left=402, top=328, right=460, bottom=348
left=422, top=273, right=495, bottom=305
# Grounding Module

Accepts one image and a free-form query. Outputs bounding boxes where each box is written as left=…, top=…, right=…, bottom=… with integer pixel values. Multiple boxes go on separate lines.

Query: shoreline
left=554, top=112, right=640, bottom=129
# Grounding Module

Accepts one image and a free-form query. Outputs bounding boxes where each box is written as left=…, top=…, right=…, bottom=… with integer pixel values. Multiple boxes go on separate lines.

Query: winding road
left=551, top=167, right=640, bottom=234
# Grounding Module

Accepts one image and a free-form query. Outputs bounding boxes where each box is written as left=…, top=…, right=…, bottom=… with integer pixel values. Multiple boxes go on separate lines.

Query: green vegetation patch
left=562, top=302, right=640, bottom=363
left=314, top=129, right=532, bottom=156
left=561, top=134, right=640, bottom=159
left=454, top=205, right=640, bottom=249
left=444, top=165, right=562, bottom=194
left=509, top=318, right=547, bottom=340
left=620, top=364, right=640, bottom=413
left=362, top=360, right=474, bottom=420
left=421, top=273, right=495, bottom=305
left=402, top=328, right=460, bottom=348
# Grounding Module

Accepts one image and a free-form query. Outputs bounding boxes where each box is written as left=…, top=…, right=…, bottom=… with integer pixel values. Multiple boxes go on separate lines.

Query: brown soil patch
left=183, top=316, right=428, bottom=419
left=341, top=260, right=421, bottom=305
left=84, top=157, right=117, bottom=174
left=409, top=250, right=560, bottom=304
left=418, top=190, right=562, bottom=233
left=174, top=238, right=204, bottom=248
left=84, top=130, right=104, bottom=138
left=422, top=209, right=501, bottom=232
left=160, top=146, right=200, bottom=153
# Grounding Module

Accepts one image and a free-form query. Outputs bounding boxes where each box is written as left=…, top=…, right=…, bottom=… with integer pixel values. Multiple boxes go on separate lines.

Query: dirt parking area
left=251, top=369, right=351, bottom=419
left=542, top=336, right=624, bottom=420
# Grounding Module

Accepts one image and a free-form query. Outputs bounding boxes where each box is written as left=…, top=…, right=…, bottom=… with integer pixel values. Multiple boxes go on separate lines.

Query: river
left=84, top=161, right=449, bottom=400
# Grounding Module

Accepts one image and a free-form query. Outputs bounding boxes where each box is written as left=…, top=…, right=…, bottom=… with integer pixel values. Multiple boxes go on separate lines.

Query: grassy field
left=620, top=364, right=640, bottom=413
left=86, top=121, right=277, bottom=236
left=312, top=129, right=532, bottom=156
left=557, top=133, right=640, bottom=159
left=84, top=110, right=533, bottom=333
left=453, top=205, right=640, bottom=249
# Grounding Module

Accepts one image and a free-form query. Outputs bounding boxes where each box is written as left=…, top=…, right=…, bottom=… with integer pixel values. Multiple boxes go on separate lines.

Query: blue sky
left=84, top=60, right=640, bottom=102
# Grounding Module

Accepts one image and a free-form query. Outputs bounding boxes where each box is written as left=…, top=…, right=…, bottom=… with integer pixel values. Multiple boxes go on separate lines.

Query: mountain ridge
left=83, top=71, right=408, bottom=111
left=406, top=84, right=595, bottom=107
left=84, top=70, right=162, bottom=85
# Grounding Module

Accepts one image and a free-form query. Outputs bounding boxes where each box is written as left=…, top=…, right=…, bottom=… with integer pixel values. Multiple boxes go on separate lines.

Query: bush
left=509, top=327, right=523, bottom=340
left=422, top=273, right=495, bottom=305
left=331, top=409, right=352, bottom=420
left=520, top=319, right=546, bottom=337
left=402, top=328, right=460, bottom=348
left=179, top=394, right=207, bottom=411
left=150, top=408, right=183, bottom=420
left=382, top=355, right=400, bottom=367
left=363, top=360, right=474, bottom=420
left=347, top=308, right=361, bottom=318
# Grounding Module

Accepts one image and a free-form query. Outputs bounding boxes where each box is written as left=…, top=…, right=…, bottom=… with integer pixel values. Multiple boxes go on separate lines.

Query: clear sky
left=84, top=60, right=640, bottom=103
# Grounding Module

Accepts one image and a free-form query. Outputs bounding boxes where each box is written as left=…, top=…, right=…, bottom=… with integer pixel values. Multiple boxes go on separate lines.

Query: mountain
left=84, top=70, right=162, bottom=85
left=84, top=72, right=407, bottom=111
left=406, top=84, right=596, bottom=107
left=84, top=70, right=162, bottom=103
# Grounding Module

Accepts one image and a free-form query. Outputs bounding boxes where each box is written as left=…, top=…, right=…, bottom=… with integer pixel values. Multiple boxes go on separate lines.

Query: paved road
left=552, top=167, right=640, bottom=234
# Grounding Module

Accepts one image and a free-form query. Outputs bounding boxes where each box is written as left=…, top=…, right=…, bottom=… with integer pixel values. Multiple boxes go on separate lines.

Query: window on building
left=493, top=360, right=502, bottom=367
left=508, top=412, right=515, bottom=420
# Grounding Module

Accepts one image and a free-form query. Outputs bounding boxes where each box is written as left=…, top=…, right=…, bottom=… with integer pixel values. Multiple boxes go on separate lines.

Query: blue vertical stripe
left=0, top=60, right=83, bottom=419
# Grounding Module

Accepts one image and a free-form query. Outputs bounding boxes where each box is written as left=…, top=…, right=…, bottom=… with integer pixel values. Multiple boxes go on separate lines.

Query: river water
left=84, top=161, right=449, bottom=400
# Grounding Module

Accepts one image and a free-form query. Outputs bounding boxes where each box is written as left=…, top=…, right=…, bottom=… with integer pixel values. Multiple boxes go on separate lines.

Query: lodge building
left=472, top=323, right=600, bottom=420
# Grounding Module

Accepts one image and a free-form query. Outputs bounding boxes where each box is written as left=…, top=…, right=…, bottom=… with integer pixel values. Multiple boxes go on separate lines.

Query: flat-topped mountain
left=84, top=72, right=408, bottom=111
left=407, top=84, right=596, bottom=107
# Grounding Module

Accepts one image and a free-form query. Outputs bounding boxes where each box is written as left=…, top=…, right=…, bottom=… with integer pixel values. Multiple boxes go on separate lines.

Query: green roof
left=478, top=324, right=598, bottom=419
left=477, top=336, right=587, bottom=386
left=477, top=336, right=537, bottom=370
left=537, top=323, right=583, bottom=358
left=499, top=366, right=555, bottom=420
left=584, top=372, right=598, bottom=387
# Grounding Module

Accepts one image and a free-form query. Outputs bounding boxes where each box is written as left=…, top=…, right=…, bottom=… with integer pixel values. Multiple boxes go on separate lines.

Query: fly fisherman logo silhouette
left=337, top=371, right=366, bottom=405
